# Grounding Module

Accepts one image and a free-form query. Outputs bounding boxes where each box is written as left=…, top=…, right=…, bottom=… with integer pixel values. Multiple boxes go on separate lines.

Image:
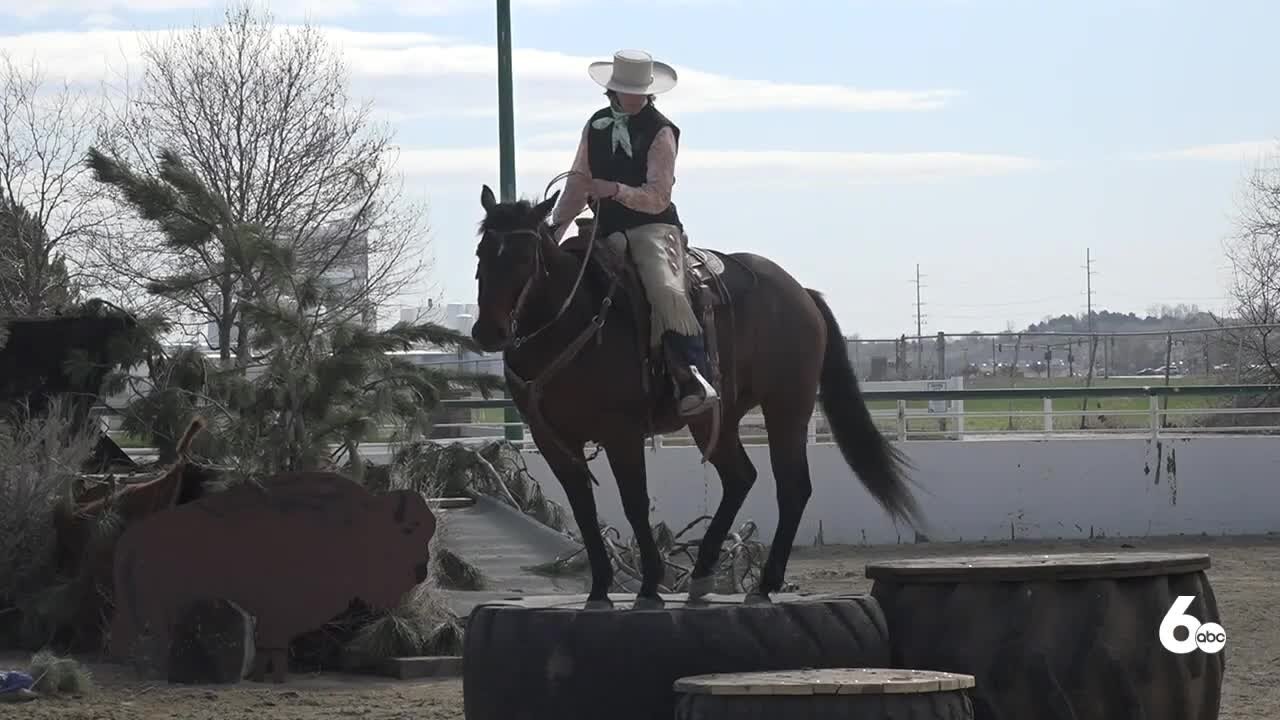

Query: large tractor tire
left=462, top=593, right=891, bottom=720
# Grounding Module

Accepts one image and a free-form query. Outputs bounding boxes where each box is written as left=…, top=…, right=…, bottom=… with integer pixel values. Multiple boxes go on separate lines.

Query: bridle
left=481, top=171, right=616, bottom=479
left=490, top=225, right=549, bottom=350
left=489, top=171, right=602, bottom=352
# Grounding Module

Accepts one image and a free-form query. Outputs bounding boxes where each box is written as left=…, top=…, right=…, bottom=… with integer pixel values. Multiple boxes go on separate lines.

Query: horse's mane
left=477, top=198, right=543, bottom=236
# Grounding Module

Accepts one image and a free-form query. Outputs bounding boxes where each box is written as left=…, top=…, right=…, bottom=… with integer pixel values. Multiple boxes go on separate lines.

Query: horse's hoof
left=583, top=598, right=614, bottom=611
left=632, top=595, right=664, bottom=610
left=686, top=574, right=716, bottom=602
left=744, top=592, right=772, bottom=606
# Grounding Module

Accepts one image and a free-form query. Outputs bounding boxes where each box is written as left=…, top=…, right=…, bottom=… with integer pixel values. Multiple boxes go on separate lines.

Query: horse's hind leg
left=749, top=397, right=816, bottom=604
left=686, top=421, right=757, bottom=602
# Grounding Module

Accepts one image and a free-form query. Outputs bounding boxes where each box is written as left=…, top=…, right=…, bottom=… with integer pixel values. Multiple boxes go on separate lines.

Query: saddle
left=561, top=216, right=731, bottom=430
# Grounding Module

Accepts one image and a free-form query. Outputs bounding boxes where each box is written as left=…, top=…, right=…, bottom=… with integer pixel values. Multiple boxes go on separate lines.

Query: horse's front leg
left=532, top=430, right=614, bottom=609
left=601, top=435, right=664, bottom=609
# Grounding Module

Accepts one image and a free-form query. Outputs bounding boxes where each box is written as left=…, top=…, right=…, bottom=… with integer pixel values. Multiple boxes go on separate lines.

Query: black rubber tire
left=462, top=594, right=891, bottom=720
left=675, top=691, right=975, bottom=719
left=870, top=568, right=1225, bottom=720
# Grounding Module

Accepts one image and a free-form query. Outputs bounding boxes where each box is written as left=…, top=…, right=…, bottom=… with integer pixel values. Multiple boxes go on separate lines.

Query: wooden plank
left=425, top=497, right=475, bottom=509
left=674, top=668, right=976, bottom=697
left=380, top=656, right=463, bottom=679
left=865, top=551, right=1210, bottom=583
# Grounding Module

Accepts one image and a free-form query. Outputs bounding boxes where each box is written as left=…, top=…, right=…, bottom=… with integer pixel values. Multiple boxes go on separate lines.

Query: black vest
left=585, top=102, right=682, bottom=238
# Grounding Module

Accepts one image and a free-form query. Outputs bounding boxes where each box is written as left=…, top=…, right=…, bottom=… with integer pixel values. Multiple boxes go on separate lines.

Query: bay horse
left=470, top=184, right=924, bottom=609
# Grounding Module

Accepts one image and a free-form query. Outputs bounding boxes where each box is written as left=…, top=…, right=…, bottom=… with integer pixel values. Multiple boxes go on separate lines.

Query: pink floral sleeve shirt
left=549, top=122, right=677, bottom=242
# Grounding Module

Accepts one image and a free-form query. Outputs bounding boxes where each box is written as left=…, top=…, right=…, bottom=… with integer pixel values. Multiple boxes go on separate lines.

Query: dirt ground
left=3, top=534, right=1273, bottom=719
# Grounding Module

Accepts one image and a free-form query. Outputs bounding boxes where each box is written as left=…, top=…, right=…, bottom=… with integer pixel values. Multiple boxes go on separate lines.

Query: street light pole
left=496, top=0, right=516, bottom=203
left=495, top=0, right=524, bottom=443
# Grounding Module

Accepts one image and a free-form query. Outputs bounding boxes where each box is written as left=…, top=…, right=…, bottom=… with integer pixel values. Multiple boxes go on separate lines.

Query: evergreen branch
left=85, top=148, right=208, bottom=233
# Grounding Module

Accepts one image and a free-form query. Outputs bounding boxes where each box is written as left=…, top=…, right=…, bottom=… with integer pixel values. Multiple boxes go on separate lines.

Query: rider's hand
left=542, top=220, right=566, bottom=243
left=588, top=179, right=619, bottom=200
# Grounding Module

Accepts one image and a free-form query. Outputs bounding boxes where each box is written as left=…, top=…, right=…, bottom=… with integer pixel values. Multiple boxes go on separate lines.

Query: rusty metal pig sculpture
left=108, top=470, right=436, bottom=683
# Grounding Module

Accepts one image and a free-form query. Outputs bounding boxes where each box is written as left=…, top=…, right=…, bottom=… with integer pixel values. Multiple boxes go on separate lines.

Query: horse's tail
left=807, top=289, right=925, bottom=529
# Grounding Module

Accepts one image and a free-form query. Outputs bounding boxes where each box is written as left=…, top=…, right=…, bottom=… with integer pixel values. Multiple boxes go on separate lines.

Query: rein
left=499, top=171, right=617, bottom=478
left=503, top=170, right=601, bottom=350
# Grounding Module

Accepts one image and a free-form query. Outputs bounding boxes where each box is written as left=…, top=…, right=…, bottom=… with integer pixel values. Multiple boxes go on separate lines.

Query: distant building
left=311, top=219, right=373, bottom=329
left=206, top=219, right=373, bottom=350
left=394, top=301, right=500, bottom=379
left=399, top=302, right=479, bottom=337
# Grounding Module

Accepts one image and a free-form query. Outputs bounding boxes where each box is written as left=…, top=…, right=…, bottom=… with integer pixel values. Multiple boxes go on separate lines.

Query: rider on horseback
left=545, top=49, right=718, bottom=417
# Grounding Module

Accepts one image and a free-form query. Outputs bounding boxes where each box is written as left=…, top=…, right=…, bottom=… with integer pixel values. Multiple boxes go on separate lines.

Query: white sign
left=1158, top=595, right=1226, bottom=654
left=926, top=381, right=947, bottom=414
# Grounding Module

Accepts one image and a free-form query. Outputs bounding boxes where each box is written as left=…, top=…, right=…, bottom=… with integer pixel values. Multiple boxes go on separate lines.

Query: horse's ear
left=532, top=190, right=560, bottom=222
left=481, top=185, right=497, bottom=212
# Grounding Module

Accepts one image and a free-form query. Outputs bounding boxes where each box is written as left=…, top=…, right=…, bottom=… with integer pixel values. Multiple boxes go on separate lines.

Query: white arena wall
left=522, top=436, right=1280, bottom=546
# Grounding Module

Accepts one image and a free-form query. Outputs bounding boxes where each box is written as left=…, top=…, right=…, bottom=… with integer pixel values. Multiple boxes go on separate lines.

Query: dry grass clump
left=290, top=511, right=470, bottom=671
left=28, top=648, right=94, bottom=696
left=341, top=522, right=468, bottom=663
left=0, top=402, right=99, bottom=647
left=432, top=545, right=484, bottom=591
left=343, top=582, right=463, bottom=664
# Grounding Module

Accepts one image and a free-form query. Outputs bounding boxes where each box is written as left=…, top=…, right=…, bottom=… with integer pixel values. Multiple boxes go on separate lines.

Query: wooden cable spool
left=673, top=667, right=976, bottom=719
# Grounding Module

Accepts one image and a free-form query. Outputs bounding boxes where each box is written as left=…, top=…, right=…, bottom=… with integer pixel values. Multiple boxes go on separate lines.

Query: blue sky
left=2, top=0, right=1276, bottom=337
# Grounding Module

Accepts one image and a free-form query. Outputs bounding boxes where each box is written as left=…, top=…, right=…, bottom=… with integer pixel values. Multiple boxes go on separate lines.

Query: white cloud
left=1150, top=140, right=1278, bottom=163
left=393, top=146, right=1038, bottom=182
left=2, top=0, right=206, bottom=19
left=0, top=0, right=578, bottom=19
left=524, top=130, right=583, bottom=148
left=81, top=12, right=126, bottom=27
left=0, top=26, right=961, bottom=121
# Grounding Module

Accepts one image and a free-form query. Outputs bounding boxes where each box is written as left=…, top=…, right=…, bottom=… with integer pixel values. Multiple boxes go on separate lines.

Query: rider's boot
left=663, top=331, right=718, bottom=417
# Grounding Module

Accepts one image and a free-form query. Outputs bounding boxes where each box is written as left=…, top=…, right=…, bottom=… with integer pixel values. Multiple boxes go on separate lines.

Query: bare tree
left=1217, top=143, right=1280, bottom=386
left=0, top=53, right=109, bottom=316
left=88, top=2, right=428, bottom=364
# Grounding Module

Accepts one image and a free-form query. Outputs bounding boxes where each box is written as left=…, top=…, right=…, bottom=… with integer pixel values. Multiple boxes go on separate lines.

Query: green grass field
left=861, top=374, right=1229, bottom=434
left=107, top=374, right=1270, bottom=449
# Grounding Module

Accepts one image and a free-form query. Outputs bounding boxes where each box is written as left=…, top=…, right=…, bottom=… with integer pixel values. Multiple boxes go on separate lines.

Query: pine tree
left=0, top=196, right=81, bottom=317
left=88, top=146, right=501, bottom=476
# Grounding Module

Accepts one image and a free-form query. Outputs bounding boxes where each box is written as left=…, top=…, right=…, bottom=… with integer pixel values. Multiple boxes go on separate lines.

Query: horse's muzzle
left=471, top=317, right=508, bottom=353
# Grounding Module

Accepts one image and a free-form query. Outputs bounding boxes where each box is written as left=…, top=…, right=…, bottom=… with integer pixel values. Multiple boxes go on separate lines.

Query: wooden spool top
left=674, top=668, right=976, bottom=697
left=866, top=551, right=1210, bottom=584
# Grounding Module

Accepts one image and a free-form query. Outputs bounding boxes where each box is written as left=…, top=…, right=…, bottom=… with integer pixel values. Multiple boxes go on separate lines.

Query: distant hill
left=849, top=304, right=1238, bottom=380
left=1021, top=304, right=1219, bottom=335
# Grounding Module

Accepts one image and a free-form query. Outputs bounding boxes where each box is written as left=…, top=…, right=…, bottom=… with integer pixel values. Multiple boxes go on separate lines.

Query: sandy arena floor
left=4, top=534, right=1274, bottom=719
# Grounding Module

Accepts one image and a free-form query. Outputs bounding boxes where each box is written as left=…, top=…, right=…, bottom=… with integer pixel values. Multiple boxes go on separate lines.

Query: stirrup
left=678, top=366, right=718, bottom=417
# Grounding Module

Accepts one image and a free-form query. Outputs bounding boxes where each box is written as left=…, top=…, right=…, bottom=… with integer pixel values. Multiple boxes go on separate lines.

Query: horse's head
left=471, top=184, right=560, bottom=351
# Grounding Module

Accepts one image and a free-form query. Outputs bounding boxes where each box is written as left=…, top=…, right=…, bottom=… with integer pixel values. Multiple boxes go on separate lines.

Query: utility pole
left=912, top=264, right=926, bottom=379
left=1085, top=247, right=1096, bottom=335
left=496, top=0, right=516, bottom=202
left=1080, top=248, right=1099, bottom=428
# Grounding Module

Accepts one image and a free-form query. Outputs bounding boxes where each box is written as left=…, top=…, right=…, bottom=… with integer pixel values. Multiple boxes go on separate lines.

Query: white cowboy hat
left=588, top=49, right=678, bottom=95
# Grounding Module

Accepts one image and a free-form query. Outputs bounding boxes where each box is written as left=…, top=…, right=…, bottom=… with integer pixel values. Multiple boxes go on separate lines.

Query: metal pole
left=496, top=0, right=517, bottom=203
left=496, top=0, right=523, bottom=443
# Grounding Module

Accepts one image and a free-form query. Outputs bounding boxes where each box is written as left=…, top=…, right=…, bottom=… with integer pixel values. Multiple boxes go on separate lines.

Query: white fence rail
left=94, top=383, right=1280, bottom=453
left=436, top=383, right=1280, bottom=449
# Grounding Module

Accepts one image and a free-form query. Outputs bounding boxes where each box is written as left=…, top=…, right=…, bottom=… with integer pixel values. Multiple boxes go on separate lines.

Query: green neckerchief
left=590, top=100, right=643, bottom=157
